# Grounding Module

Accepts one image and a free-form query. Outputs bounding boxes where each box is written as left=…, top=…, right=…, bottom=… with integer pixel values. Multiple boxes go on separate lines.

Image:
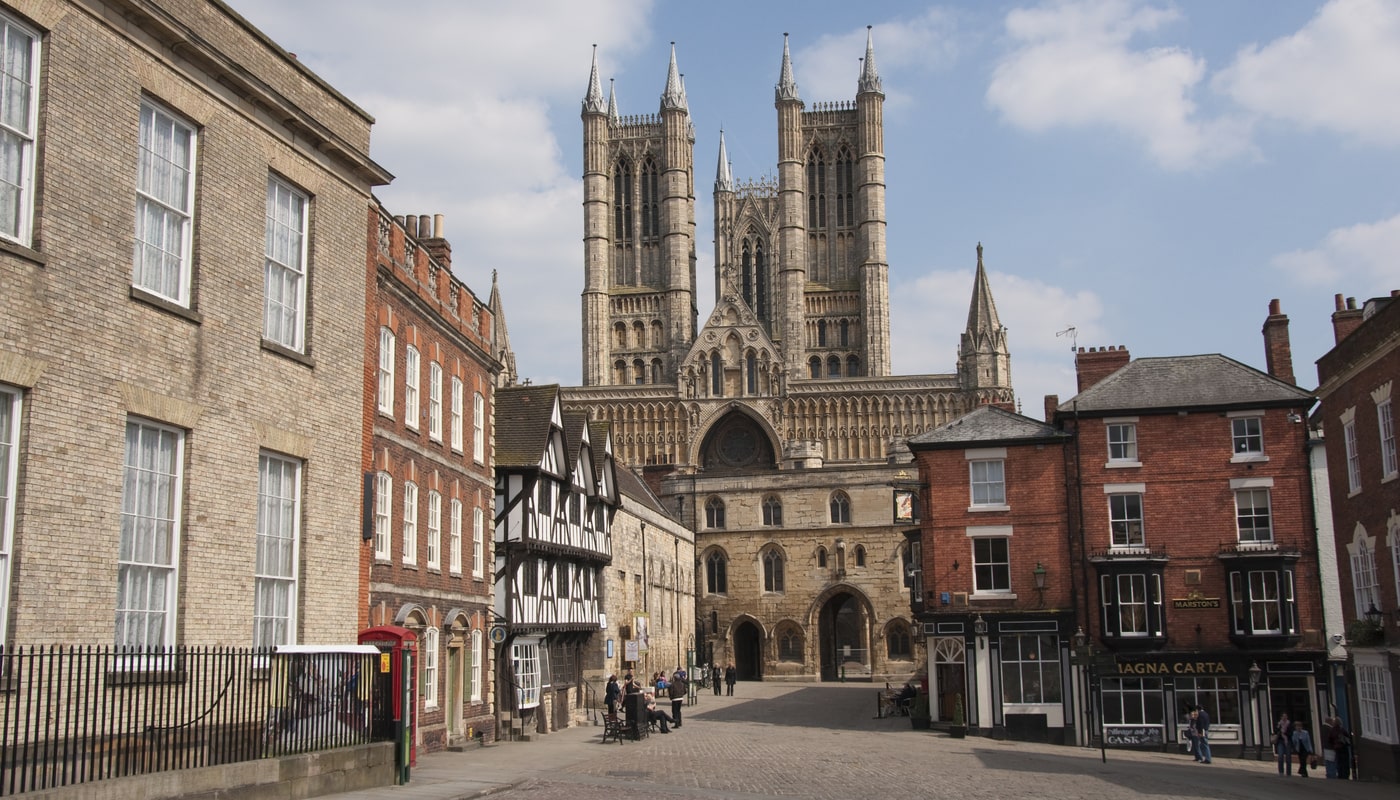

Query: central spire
left=661, top=42, right=686, bottom=112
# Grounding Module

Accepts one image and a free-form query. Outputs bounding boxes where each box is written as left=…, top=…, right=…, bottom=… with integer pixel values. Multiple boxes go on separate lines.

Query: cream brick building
left=553, top=33, right=1015, bottom=682
left=0, top=0, right=389, bottom=647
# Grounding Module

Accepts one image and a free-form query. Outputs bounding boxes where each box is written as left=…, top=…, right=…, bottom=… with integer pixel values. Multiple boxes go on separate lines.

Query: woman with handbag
left=1274, top=712, right=1293, bottom=775
left=1291, top=720, right=1315, bottom=777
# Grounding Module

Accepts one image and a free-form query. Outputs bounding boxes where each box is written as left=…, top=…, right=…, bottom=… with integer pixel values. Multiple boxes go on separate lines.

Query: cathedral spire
left=489, top=270, right=519, bottom=388
left=715, top=129, right=734, bottom=192
left=583, top=44, right=606, bottom=114
left=966, top=243, right=1002, bottom=335
left=661, top=42, right=687, bottom=111
left=858, top=26, right=883, bottom=95
left=607, top=78, right=618, bottom=120
left=776, top=33, right=801, bottom=102
left=960, top=243, right=1012, bottom=393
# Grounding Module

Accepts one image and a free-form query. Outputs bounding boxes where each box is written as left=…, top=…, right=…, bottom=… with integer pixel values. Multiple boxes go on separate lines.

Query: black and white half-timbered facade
left=493, top=385, right=617, bottom=735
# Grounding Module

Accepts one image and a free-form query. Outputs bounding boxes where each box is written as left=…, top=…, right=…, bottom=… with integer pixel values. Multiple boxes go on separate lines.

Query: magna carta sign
left=1172, top=589, right=1220, bottom=609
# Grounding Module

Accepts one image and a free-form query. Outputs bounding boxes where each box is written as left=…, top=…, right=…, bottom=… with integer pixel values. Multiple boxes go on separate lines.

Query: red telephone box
left=359, top=626, right=417, bottom=781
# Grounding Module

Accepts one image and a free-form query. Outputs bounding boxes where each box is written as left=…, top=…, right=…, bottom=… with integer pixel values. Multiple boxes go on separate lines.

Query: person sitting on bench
left=644, top=692, right=675, bottom=733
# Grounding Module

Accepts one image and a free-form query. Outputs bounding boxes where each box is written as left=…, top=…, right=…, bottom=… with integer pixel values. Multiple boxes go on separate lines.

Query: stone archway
left=733, top=619, right=763, bottom=681
left=818, top=592, right=867, bottom=681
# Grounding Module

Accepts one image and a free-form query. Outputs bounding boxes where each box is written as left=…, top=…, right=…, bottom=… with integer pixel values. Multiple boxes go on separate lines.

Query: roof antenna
left=1056, top=326, right=1078, bottom=351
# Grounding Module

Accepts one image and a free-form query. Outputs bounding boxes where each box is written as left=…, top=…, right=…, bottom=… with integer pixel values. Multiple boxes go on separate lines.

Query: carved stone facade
left=556, top=33, right=1015, bottom=682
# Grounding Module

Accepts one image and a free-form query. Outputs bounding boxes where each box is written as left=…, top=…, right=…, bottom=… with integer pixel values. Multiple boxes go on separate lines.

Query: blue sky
left=232, top=0, right=1398, bottom=413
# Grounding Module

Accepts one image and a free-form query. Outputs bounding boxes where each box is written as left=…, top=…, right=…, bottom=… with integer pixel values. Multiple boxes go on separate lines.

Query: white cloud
left=1272, top=212, right=1400, bottom=290
left=892, top=266, right=1106, bottom=411
left=1214, top=0, right=1400, bottom=146
left=986, top=0, right=1254, bottom=169
left=797, top=9, right=960, bottom=111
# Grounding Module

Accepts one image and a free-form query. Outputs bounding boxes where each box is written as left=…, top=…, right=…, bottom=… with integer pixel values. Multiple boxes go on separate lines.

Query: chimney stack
left=1043, top=394, right=1059, bottom=424
left=1331, top=294, right=1364, bottom=344
left=1261, top=298, right=1295, bottom=385
left=1075, top=346, right=1131, bottom=393
left=419, top=213, right=452, bottom=271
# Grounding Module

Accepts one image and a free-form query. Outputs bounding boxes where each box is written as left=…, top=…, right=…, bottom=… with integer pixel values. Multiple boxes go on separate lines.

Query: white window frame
left=470, top=628, right=483, bottom=702
left=449, top=498, right=463, bottom=575
left=450, top=376, right=464, bottom=453
left=426, top=490, right=441, bottom=569
left=0, top=15, right=40, bottom=247
left=422, top=626, right=439, bottom=709
left=0, top=386, right=20, bottom=645
left=968, top=527, right=1012, bottom=595
left=1117, top=574, right=1149, bottom=636
left=1229, top=412, right=1265, bottom=461
left=1357, top=656, right=1398, bottom=743
left=254, top=452, right=300, bottom=648
left=263, top=176, right=308, bottom=352
left=1378, top=397, right=1396, bottom=480
left=402, top=481, right=418, bottom=565
left=133, top=99, right=196, bottom=305
left=373, top=471, right=392, bottom=560
left=1348, top=525, right=1380, bottom=616
left=1234, top=487, right=1273, bottom=544
left=968, top=458, right=1006, bottom=509
left=1105, top=419, right=1139, bottom=465
left=512, top=639, right=541, bottom=708
left=1247, top=570, right=1282, bottom=634
left=428, top=362, right=443, bottom=442
left=377, top=328, right=395, bottom=415
left=1108, top=492, right=1145, bottom=548
left=116, top=419, right=184, bottom=650
left=404, top=346, right=420, bottom=430
left=472, top=392, right=485, bottom=463
left=472, top=506, right=485, bottom=579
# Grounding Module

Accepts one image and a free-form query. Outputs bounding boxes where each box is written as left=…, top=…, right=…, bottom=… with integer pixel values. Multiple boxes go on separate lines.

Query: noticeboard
left=1104, top=725, right=1163, bottom=746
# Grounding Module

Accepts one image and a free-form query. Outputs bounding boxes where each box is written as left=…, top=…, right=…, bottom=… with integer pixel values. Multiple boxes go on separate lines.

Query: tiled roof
left=909, top=404, right=1068, bottom=448
left=617, top=466, right=671, bottom=518
left=494, top=384, right=560, bottom=468
left=1059, top=354, right=1314, bottom=414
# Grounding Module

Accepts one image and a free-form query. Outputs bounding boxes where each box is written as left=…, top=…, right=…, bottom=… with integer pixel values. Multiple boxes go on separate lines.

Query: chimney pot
left=1334, top=293, right=1345, bottom=311
left=1268, top=298, right=1281, bottom=315
left=433, top=214, right=445, bottom=239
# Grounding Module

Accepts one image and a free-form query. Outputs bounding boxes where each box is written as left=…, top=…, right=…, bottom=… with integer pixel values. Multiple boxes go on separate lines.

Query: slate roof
left=617, top=466, right=672, bottom=518
left=908, top=404, right=1069, bottom=449
left=494, top=384, right=560, bottom=469
left=1058, top=354, right=1314, bottom=415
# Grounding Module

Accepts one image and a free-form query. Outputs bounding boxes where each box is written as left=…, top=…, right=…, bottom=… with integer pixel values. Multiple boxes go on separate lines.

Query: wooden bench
left=601, top=714, right=626, bottom=744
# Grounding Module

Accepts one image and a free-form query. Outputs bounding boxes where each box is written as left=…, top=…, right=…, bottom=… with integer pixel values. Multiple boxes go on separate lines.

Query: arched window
left=886, top=621, right=911, bottom=660
left=613, top=360, right=627, bottom=384
left=754, top=242, right=768, bottom=321
left=830, top=491, right=851, bottom=524
left=741, top=241, right=754, bottom=308
left=816, top=546, right=828, bottom=568
left=650, top=320, right=663, bottom=349
left=632, top=320, right=645, bottom=348
left=839, top=319, right=850, bottom=347
left=817, top=320, right=827, bottom=347
left=847, top=355, right=860, bottom=377
left=778, top=626, right=803, bottom=661
left=613, top=322, right=627, bottom=349
left=633, top=359, right=645, bottom=384
left=762, top=495, right=783, bottom=527
left=763, top=547, right=784, bottom=593
left=613, top=160, right=633, bottom=243
left=806, top=150, right=827, bottom=230
left=651, top=359, right=663, bottom=384
left=706, top=550, right=728, bottom=594
left=809, top=357, right=822, bottom=379
left=710, top=351, right=723, bottom=396
left=705, top=496, right=726, bottom=529
left=640, top=157, right=659, bottom=242
left=746, top=352, right=757, bottom=395
left=835, top=147, right=855, bottom=228
left=854, top=544, right=866, bottom=568
left=827, top=355, right=841, bottom=378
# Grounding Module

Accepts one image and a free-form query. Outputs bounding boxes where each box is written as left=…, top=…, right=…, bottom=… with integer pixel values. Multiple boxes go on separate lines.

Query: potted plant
left=949, top=693, right=967, bottom=739
left=910, top=691, right=931, bottom=730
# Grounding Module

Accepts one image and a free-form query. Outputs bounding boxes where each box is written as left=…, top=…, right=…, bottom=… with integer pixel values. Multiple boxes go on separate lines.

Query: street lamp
left=1364, top=603, right=1383, bottom=627
left=1248, top=662, right=1263, bottom=761
left=1033, top=562, right=1047, bottom=589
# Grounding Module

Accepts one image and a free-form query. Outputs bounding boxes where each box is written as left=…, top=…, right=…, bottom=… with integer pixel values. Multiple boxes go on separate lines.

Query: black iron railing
left=0, top=645, right=387, bottom=796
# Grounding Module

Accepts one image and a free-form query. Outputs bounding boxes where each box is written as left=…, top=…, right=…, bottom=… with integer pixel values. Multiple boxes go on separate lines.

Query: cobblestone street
left=328, top=682, right=1397, bottom=800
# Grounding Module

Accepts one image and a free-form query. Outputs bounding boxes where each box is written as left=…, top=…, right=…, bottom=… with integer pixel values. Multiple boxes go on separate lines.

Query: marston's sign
left=1172, top=589, right=1220, bottom=609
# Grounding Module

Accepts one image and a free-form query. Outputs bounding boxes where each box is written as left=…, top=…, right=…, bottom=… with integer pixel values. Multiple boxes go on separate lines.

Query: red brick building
left=363, top=206, right=499, bottom=751
left=1316, top=290, right=1400, bottom=781
left=907, top=406, right=1074, bottom=742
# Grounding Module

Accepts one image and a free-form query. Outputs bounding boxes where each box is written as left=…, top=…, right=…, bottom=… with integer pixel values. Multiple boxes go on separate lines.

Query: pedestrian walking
left=604, top=674, right=620, bottom=716
left=1291, top=720, right=1315, bottom=778
left=1274, top=712, right=1293, bottom=775
left=724, top=663, right=737, bottom=696
left=1326, top=715, right=1353, bottom=780
left=711, top=664, right=722, bottom=696
left=1184, top=708, right=1200, bottom=761
left=1192, top=705, right=1212, bottom=764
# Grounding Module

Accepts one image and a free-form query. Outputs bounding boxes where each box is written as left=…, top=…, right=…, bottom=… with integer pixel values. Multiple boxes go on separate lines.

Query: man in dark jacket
left=668, top=670, right=688, bottom=727
left=1193, top=705, right=1212, bottom=764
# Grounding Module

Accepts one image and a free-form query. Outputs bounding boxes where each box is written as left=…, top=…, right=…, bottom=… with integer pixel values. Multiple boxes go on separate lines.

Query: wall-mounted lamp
left=1247, top=661, right=1262, bottom=691
left=1072, top=626, right=1087, bottom=650
left=973, top=614, right=987, bottom=649
left=1032, top=562, right=1047, bottom=590
left=1287, top=412, right=1303, bottom=424
left=1365, top=603, right=1383, bottom=627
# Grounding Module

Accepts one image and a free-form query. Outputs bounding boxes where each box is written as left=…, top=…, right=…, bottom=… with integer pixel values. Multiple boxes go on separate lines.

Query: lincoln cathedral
left=557, top=31, right=1015, bottom=681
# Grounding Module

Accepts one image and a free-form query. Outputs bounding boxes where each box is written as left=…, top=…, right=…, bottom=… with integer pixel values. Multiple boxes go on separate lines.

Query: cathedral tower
left=959, top=243, right=1012, bottom=398
left=580, top=45, right=698, bottom=387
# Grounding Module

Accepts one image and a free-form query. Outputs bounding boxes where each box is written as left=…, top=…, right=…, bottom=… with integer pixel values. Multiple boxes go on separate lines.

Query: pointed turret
left=607, top=78, right=618, bottom=121
left=959, top=243, right=1012, bottom=395
left=776, top=33, right=801, bottom=102
left=715, top=129, right=734, bottom=192
left=583, top=45, right=606, bottom=114
left=489, top=270, right=519, bottom=388
left=858, top=26, right=883, bottom=95
left=661, top=42, right=686, bottom=111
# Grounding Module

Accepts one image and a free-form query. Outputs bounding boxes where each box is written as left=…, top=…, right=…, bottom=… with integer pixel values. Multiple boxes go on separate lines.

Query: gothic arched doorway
left=733, top=620, right=763, bottom=681
left=819, top=592, right=866, bottom=681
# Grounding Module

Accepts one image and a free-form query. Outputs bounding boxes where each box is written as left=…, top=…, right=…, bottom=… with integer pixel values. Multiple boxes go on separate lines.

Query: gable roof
left=908, top=404, right=1068, bottom=449
left=1058, top=354, right=1314, bottom=415
left=494, top=384, right=562, bottom=468
left=616, top=466, right=672, bottom=518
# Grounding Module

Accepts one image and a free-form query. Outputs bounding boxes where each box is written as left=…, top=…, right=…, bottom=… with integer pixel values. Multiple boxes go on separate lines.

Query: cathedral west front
left=560, top=30, right=1014, bottom=682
